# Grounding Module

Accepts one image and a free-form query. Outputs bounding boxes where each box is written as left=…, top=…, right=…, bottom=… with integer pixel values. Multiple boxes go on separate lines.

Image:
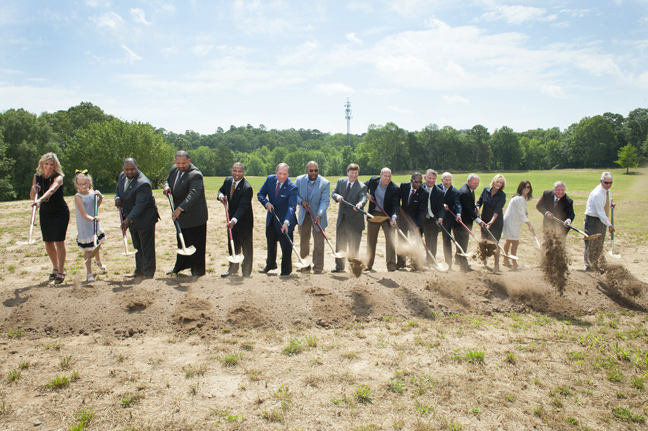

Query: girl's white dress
left=75, top=192, right=106, bottom=250
left=502, top=195, right=528, bottom=241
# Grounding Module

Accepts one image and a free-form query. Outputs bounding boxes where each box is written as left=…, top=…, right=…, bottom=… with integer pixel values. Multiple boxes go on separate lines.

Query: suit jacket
left=218, top=176, right=253, bottom=234
left=164, top=164, right=209, bottom=229
left=536, top=190, right=575, bottom=234
left=115, top=171, right=159, bottom=228
left=331, top=178, right=367, bottom=230
left=257, top=175, right=298, bottom=233
left=438, top=184, right=461, bottom=224
left=458, top=183, right=479, bottom=227
left=365, top=177, right=400, bottom=219
left=295, top=174, right=330, bottom=231
left=422, top=184, right=445, bottom=224
left=400, top=183, right=428, bottom=227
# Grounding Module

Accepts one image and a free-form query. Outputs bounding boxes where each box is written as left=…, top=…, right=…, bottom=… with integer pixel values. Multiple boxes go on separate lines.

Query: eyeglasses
left=525, top=185, right=531, bottom=189
left=603, top=181, right=613, bottom=185
left=77, top=182, right=89, bottom=187
left=412, top=181, right=422, bottom=184
left=308, top=169, right=319, bottom=173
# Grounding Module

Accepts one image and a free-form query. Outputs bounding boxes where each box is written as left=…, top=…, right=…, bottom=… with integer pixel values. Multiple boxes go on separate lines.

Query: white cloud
left=641, top=16, right=648, bottom=26
left=192, top=44, right=214, bottom=57
left=541, top=85, right=567, bottom=99
left=560, top=9, right=591, bottom=18
left=122, top=45, right=142, bottom=63
left=442, top=94, right=469, bottom=104
left=130, top=8, right=152, bottom=25
left=387, top=105, right=413, bottom=114
left=316, top=82, right=355, bottom=94
left=232, top=0, right=297, bottom=36
left=345, top=32, right=362, bottom=44
left=480, top=6, right=556, bottom=25
left=90, top=11, right=124, bottom=30
left=346, top=1, right=373, bottom=14
left=85, top=0, right=110, bottom=7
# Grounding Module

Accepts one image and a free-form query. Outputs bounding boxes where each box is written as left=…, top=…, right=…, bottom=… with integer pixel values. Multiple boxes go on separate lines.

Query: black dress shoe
left=166, top=269, right=177, bottom=275
left=259, top=265, right=278, bottom=273
left=126, top=272, right=144, bottom=278
left=331, top=268, right=345, bottom=273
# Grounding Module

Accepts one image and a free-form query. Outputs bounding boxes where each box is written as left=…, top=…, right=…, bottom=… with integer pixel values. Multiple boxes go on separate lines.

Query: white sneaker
left=95, top=261, right=107, bottom=271
left=86, top=274, right=95, bottom=283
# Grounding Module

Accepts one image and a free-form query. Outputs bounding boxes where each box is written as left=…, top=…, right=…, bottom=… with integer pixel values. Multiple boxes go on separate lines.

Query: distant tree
left=565, top=116, right=617, bottom=167
left=626, top=108, right=648, bottom=150
left=358, top=122, right=406, bottom=172
left=244, top=154, right=266, bottom=176
left=489, top=126, right=523, bottom=170
left=191, top=146, right=217, bottom=176
left=214, top=144, right=235, bottom=176
left=0, top=133, right=16, bottom=201
left=64, top=119, right=175, bottom=190
left=615, top=144, right=639, bottom=174
left=0, top=108, right=57, bottom=199
left=417, top=124, right=440, bottom=170
left=465, top=125, right=491, bottom=170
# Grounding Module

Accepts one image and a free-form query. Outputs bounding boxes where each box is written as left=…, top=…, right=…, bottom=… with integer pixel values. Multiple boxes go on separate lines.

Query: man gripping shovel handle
left=340, top=199, right=389, bottom=223
left=399, top=208, right=449, bottom=272
left=551, top=216, right=601, bottom=240
left=222, top=200, right=244, bottom=264
left=608, top=207, right=620, bottom=258
left=19, top=183, right=40, bottom=245
left=118, top=206, right=135, bottom=256
left=166, top=193, right=196, bottom=256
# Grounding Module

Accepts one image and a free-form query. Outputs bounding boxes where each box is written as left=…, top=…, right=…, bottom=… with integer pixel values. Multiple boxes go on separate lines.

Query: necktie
left=230, top=181, right=236, bottom=199
left=124, top=178, right=131, bottom=191
left=604, top=190, right=610, bottom=217
left=553, top=197, right=558, bottom=209
left=275, top=182, right=281, bottom=198
left=344, top=182, right=351, bottom=199
left=408, top=189, right=414, bottom=206
left=174, top=171, right=183, bottom=191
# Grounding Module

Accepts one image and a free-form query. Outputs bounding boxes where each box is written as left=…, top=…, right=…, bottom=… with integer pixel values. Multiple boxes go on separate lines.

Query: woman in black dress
left=31, top=152, right=70, bottom=284
left=476, top=174, right=507, bottom=272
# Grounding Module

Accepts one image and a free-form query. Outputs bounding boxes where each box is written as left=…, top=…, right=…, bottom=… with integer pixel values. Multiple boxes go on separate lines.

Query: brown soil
left=540, top=230, right=570, bottom=295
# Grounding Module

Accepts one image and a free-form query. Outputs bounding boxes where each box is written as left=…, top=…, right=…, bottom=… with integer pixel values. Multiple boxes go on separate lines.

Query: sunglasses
left=412, top=180, right=422, bottom=184
left=308, top=169, right=319, bottom=173
left=602, top=181, right=613, bottom=185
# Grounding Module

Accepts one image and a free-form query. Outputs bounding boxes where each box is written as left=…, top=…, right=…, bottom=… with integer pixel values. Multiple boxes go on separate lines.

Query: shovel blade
left=85, top=244, right=102, bottom=263
left=608, top=250, right=621, bottom=259
left=584, top=233, right=602, bottom=240
left=434, top=261, right=450, bottom=272
left=227, top=254, right=244, bottom=263
left=177, top=245, right=196, bottom=256
left=294, top=257, right=311, bottom=269
left=368, top=216, right=389, bottom=223
left=18, top=239, right=37, bottom=245
left=331, top=251, right=346, bottom=259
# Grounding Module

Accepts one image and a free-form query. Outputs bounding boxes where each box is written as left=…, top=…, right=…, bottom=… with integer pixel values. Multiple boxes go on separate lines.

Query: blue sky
left=1, top=0, right=647, bottom=135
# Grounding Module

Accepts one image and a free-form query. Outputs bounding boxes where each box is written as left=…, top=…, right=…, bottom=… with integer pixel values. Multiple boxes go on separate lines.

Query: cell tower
left=344, top=97, right=352, bottom=146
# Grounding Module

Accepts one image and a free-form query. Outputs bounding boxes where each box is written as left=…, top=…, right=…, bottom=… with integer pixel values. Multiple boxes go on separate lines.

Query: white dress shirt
left=584, top=184, right=612, bottom=226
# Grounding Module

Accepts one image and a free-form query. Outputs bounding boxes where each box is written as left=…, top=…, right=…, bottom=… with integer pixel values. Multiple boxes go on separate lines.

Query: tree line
left=0, top=102, right=645, bottom=202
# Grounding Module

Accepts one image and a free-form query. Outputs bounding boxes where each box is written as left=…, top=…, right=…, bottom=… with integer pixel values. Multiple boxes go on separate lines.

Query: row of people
left=29, top=152, right=616, bottom=282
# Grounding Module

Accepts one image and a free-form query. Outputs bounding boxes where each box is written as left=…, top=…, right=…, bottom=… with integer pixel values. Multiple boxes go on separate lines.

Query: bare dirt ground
left=0, top=184, right=647, bottom=430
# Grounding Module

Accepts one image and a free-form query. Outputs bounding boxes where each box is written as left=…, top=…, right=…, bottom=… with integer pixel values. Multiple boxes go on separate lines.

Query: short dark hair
left=123, top=157, right=138, bottom=166
left=176, top=150, right=190, bottom=159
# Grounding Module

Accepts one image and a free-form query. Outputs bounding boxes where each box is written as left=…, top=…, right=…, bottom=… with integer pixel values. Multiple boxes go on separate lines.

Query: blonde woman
left=476, top=174, right=507, bottom=272
left=30, top=153, right=70, bottom=284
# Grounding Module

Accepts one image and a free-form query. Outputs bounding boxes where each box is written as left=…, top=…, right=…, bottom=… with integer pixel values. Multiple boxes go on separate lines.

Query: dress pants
left=130, top=224, right=156, bottom=277
left=266, top=224, right=293, bottom=275
left=454, top=224, right=471, bottom=270
left=334, top=223, right=362, bottom=270
left=584, top=215, right=607, bottom=270
left=172, top=223, right=206, bottom=276
left=227, top=228, right=253, bottom=276
left=299, top=216, right=325, bottom=272
left=396, top=214, right=419, bottom=268
left=422, top=217, right=441, bottom=267
left=441, top=217, right=456, bottom=268
left=366, top=211, right=397, bottom=271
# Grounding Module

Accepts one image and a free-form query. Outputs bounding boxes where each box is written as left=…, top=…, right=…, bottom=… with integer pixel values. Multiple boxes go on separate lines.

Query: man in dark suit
left=420, top=169, right=445, bottom=268
left=218, top=162, right=253, bottom=277
left=331, top=163, right=367, bottom=272
left=456, top=173, right=484, bottom=272
left=535, top=180, right=575, bottom=240
left=397, top=171, right=427, bottom=269
left=163, top=150, right=209, bottom=277
left=365, top=167, right=400, bottom=271
left=257, top=163, right=298, bottom=276
left=115, top=158, right=159, bottom=278
left=438, top=172, right=462, bottom=270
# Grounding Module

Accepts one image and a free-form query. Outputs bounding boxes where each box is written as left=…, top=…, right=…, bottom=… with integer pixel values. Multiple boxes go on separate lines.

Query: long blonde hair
left=36, top=152, right=64, bottom=177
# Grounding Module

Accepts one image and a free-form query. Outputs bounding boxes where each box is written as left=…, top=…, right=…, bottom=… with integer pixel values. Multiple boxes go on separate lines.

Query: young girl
left=73, top=171, right=107, bottom=282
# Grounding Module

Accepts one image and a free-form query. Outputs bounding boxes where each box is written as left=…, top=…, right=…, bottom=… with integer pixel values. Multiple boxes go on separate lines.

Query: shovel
left=305, top=205, right=344, bottom=258
left=446, top=207, right=480, bottom=241
left=167, top=193, right=196, bottom=256
left=118, top=206, right=135, bottom=255
left=483, top=225, right=518, bottom=260
left=340, top=199, right=389, bottom=223
left=608, top=207, right=620, bottom=259
left=437, top=218, right=470, bottom=258
left=533, top=234, right=542, bottom=250
left=399, top=210, right=449, bottom=272
left=271, top=210, right=310, bottom=269
left=223, top=201, right=244, bottom=263
left=552, top=216, right=601, bottom=240
left=85, top=193, right=102, bottom=263
left=19, top=184, right=40, bottom=245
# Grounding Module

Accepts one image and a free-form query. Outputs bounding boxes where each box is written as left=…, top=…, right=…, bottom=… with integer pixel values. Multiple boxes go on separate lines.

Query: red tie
left=345, top=182, right=351, bottom=199
left=408, top=189, right=414, bottom=206
left=275, top=182, right=281, bottom=198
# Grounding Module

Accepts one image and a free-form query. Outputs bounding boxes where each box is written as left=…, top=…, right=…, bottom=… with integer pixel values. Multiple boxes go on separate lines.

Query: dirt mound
left=540, top=231, right=570, bottom=294
left=305, top=286, right=353, bottom=327
left=600, top=262, right=647, bottom=297
left=226, top=301, right=270, bottom=328
left=172, top=295, right=213, bottom=330
left=477, top=240, right=497, bottom=262
left=348, top=257, right=365, bottom=277
left=119, top=287, right=154, bottom=312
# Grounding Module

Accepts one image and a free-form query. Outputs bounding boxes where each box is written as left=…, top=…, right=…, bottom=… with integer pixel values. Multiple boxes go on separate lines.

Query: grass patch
left=613, top=407, right=645, bottom=423
left=282, top=338, right=304, bottom=355
left=355, top=385, right=372, bottom=404
left=46, top=375, right=70, bottom=390
left=221, top=352, right=243, bottom=367
left=7, top=369, right=20, bottom=383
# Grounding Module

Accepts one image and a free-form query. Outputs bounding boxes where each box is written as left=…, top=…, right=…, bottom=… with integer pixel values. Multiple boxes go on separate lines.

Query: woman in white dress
left=502, top=180, right=535, bottom=270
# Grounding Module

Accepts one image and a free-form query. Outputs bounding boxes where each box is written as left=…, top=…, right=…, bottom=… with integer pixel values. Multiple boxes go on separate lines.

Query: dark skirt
left=40, top=209, right=70, bottom=242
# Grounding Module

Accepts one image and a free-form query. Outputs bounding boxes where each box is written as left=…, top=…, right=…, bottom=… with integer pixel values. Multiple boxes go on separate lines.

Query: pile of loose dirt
left=348, top=257, right=365, bottom=278
left=540, top=231, right=570, bottom=295
left=477, top=240, right=497, bottom=263
left=600, top=262, right=647, bottom=297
